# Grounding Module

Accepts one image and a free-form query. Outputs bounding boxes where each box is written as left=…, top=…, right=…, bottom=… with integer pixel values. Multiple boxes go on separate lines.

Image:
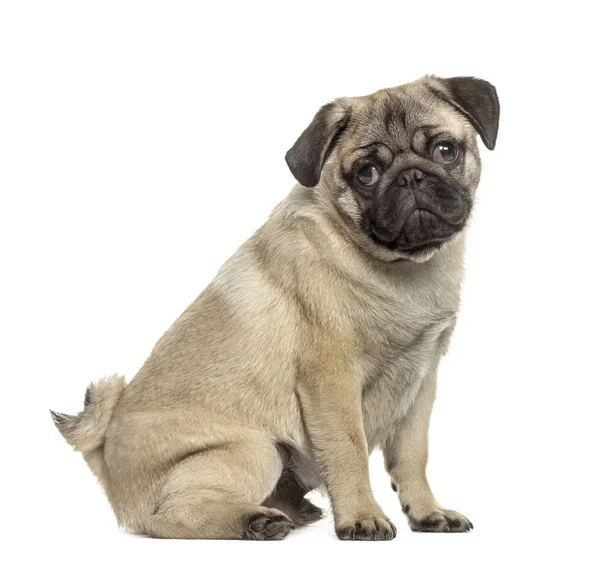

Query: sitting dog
left=52, top=75, right=499, bottom=540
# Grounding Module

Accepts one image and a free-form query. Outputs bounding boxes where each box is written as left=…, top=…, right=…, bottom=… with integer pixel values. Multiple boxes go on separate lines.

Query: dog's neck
left=278, top=182, right=466, bottom=282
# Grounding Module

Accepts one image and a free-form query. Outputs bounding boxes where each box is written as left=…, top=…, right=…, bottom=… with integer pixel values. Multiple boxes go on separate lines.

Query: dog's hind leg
left=144, top=432, right=294, bottom=540
left=262, top=467, right=323, bottom=527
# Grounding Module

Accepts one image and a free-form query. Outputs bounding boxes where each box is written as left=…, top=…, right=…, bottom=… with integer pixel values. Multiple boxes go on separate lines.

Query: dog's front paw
left=336, top=514, right=397, bottom=541
left=406, top=506, right=472, bottom=533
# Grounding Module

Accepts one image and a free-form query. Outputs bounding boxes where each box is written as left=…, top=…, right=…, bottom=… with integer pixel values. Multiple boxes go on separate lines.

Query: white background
left=1, top=1, right=599, bottom=563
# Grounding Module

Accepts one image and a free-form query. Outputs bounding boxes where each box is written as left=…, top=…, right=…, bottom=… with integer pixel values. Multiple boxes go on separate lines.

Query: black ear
left=285, top=99, right=349, bottom=187
left=434, top=76, right=500, bottom=150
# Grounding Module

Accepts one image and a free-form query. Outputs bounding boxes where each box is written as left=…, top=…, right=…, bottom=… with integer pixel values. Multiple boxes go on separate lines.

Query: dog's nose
left=397, top=168, right=425, bottom=188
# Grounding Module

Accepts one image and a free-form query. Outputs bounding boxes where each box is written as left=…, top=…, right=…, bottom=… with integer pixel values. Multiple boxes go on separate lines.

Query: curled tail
left=51, top=374, right=126, bottom=487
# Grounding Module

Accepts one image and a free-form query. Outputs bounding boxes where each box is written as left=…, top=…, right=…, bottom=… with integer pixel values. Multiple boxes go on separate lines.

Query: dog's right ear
left=285, top=99, right=350, bottom=187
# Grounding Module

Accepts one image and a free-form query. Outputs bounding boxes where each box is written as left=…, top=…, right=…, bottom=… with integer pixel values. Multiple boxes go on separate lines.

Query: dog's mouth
left=361, top=172, right=471, bottom=253
left=369, top=208, right=464, bottom=252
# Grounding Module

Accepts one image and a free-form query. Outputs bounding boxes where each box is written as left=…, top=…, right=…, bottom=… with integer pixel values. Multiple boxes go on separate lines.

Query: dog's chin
left=376, top=239, right=444, bottom=264
left=370, top=234, right=445, bottom=254
left=358, top=234, right=445, bottom=264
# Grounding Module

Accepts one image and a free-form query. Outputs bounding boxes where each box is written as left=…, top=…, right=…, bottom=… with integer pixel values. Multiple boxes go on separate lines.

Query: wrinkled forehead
left=344, top=83, right=473, bottom=150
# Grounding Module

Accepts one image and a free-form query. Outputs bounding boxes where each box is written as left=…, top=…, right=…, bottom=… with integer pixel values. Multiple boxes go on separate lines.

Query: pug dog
left=52, top=75, right=499, bottom=541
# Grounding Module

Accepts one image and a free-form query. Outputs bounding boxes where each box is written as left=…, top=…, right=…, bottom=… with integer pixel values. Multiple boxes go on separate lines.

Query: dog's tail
left=51, top=374, right=126, bottom=486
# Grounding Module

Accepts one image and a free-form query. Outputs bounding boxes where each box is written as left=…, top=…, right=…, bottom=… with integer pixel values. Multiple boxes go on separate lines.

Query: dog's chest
left=353, top=276, right=459, bottom=449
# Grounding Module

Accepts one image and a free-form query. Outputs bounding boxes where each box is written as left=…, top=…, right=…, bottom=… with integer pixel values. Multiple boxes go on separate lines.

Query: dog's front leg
left=382, top=367, right=473, bottom=533
left=296, top=342, right=396, bottom=541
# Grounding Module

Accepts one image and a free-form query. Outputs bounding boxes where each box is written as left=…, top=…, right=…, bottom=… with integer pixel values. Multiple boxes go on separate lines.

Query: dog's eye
left=432, top=142, right=458, bottom=164
left=357, top=165, right=380, bottom=186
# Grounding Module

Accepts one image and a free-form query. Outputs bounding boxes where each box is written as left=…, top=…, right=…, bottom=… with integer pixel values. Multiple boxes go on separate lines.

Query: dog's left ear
left=285, top=99, right=350, bottom=187
left=433, top=76, right=500, bottom=150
